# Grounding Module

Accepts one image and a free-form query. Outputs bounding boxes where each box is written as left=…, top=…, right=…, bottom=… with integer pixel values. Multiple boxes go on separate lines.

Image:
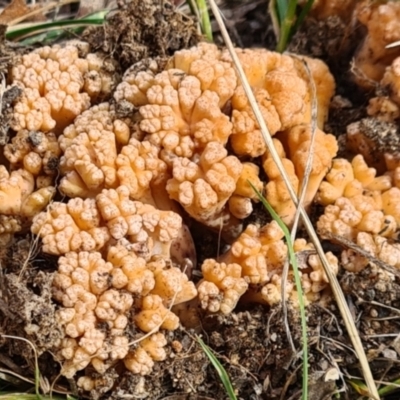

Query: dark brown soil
left=0, top=236, right=66, bottom=391
left=82, top=0, right=200, bottom=72
left=0, top=84, right=21, bottom=148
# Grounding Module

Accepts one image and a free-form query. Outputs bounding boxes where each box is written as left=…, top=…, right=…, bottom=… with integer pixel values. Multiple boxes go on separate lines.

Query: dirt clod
left=0, top=85, right=22, bottom=146
left=82, top=0, right=200, bottom=72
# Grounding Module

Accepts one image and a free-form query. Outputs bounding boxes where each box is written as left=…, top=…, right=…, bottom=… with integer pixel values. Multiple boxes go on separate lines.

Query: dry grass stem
left=280, top=56, right=318, bottom=354
left=288, top=55, right=318, bottom=238
left=18, top=233, right=41, bottom=281
left=321, top=230, right=400, bottom=279
left=0, top=368, right=37, bottom=386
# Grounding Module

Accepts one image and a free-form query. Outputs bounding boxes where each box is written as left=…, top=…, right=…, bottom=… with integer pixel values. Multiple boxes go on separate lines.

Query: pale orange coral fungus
left=295, top=56, right=336, bottom=127
left=123, top=333, right=168, bottom=376
left=354, top=0, right=400, bottom=87
left=381, top=56, right=400, bottom=106
left=229, top=162, right=263, bottom=220
left=198, top=221, right=339, bottom=312
left=58, top=103, right=131, bottom=198
left=226, top=48, right=335, bottom=157
left=263, top=124, right=338, bottom=225
left=116, top=137, right=168, bottom=205
left=31, top=186, right=182, bottom=258
left=166, top=141, right=242, bottom=230
left=317, top=155, right=400, bottom=272
left=53, top=238, right=197, bottom=378
left=116, top=42, right=335, bottom=159
left=149, top=257, right=197, bottom=305
left=31, top=198, right=111, bottom=255
left=283, top=124, right=338, bottom=202
left=0, top=215, right=21, bottom=246
left=169, top=42, right=237, bottom=108
left=0, top=165, right=55, bottom=244
left=219, top=221, right=287, bottom=285
left=114, top=59, right=158, bottom=107
left=4, top=130, right=61, bottom=179
left=112, top=42, right=337, bottom=231
left=197, top=259, right=248, bottom=314
left=367, top=57, right=400, bottom=122
left=114, top=45, right=235, bottom=162
left=228, top=49, right=307, bottom=157
left=11, top=42, right=115, bottom=134
left=59, top=103, right=181, bottom=241
left=316, top=158, right=355, bottom=206
left=19, top=40, right=344, bottom=385
left=308, top=0, right=358, bottom=21
left=97, top=186, right=182, bottom=257
left=139, top=69, right=233, bottom=162
left=263, top=139, right=300, bottom=226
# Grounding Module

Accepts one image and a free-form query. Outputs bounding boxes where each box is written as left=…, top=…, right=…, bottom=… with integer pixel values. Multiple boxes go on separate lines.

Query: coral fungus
left=1, top=38, right=343, bottom=390
left=11, top=42, right=115, bottom=134
left=317, top=155, right=400, bottom=272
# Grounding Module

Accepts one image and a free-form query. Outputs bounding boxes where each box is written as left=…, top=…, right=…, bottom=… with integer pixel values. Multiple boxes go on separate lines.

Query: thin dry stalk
left=0, top=335, right=42, bottom=394
left=386, top=40, right=400, bottom=49
left=0, top=73, right=6, bottom=115
left=279, top=364, right=302, bottom=400
left=321, top=230, right=400, bottom=279
left=0, top=368, right=37, bottom=386
left=18, top=233, right=41, bottom=281
left=207, top=0, right=380, bottom=398
left=350, top=58, right=378, bottom=89
left=287, top=56, right=318, bottom=238
left=280, top=56, right=318, bottom=355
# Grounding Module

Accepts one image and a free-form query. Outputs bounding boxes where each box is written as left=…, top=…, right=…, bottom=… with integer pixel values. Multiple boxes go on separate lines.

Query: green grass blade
left=351, top=376, right=400, bottom=397
left=248, top=182, right=308, bottom=400
left=187, top=0, right=212, bottom=41
left=196, top=336, right=237, bottom=400
left=274, top=0, right=288, bottom=25
left=378, top=378, right=400, bottom=396
left=6, top=10, right=107, bottom=41
left=6, top=19, right=104, bottom=40
left=195, top=0, right=213, bottom=41
left=348, top=379, right=371, bottom=397
left=292, top=0, right=315, bottom=35
left=276, top=0, right=298, bottom=52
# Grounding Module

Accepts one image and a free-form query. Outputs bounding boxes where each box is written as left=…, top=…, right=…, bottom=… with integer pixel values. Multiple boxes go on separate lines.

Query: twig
left=1, top=335, right=40, bottom=397
left=321, top=230, right=400, bottom=279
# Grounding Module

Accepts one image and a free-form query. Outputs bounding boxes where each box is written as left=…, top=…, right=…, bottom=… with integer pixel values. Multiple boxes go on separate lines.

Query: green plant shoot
left=270, top=0, right=315, bottom=52
left=6, top=11, right=107, bottom=44
left=196, top=336, right=237, bottom=400
left=187, top=0, right=212, bottom=41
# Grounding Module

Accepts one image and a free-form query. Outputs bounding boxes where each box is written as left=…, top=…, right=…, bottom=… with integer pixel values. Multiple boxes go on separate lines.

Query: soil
left=82, top=0, right=200, bottom=71
left=2, top=1, right=400, bottom=399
